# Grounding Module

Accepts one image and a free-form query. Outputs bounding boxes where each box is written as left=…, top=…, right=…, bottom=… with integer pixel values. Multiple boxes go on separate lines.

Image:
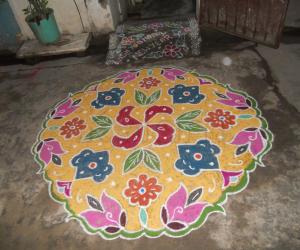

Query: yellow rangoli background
left=33, top=67, right=272, bottom=239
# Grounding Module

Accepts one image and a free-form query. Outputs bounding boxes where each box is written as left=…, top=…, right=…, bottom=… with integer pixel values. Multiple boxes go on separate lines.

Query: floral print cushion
left=106, top=17, right=201, bottom=65
left=32, top=67, right=273, bottom=239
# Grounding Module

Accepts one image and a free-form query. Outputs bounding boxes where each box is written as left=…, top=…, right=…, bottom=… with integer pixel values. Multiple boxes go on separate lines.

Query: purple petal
left=168, top=69, right=185, bottom=75
left=231, top=130, right=257, bottom=146
left=226, top=91, right=247, bottom=104
left=57, top=99, right=72, bottom=111
left=45, top=140, right=64, bottom=155
left=217, top=99, right=240, bottom=107
left=166, top=185, right=187, bottom=220
left=221, top=171, right=243, bottom=188
left=101, top=192, right=121, bottom=224
left=250, top=131, right=265, bottom=156
left=118, top=72, right=136, bottom=83
left=81, top=210, right=118, bottom=228
left=39, top=145, right=52, bottom=164
left=173, top=203, right=206, bottom=224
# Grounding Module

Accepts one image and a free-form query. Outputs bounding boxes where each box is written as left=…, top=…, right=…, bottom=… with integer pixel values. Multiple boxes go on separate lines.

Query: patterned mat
left=32, top=67, right=273, bottom=239
left=106, top=17, right=201, bottom=65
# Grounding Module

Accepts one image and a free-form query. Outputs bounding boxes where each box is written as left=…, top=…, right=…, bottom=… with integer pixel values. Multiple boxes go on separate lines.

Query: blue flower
left=71, top=149, right=113, bottom=182
left=168, top=84, right=205, bottom=104
left=175, top=140, right=220, bottom=175
left=91, top=88, right=125, bottom=109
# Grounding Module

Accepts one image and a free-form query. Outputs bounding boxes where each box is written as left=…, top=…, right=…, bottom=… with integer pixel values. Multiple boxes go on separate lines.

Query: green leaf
left=139, top=207, right=148, bottom=226
left=146, top=90, right=161, bottom=105
left=48, top=125, right=60, bottom=131
left=84, top=127, right=111, bottom=140
left=176, top=121, right=207, bottom=132
left=177, top=110, right=202, bottom=121
left=124, top=149, right=143, bottom=173
left=92, top=116, right=112, bottom=127
left=143, top=150, right=161, bottom=172
left=135, top=90, right=147, bottom=105
left=238, top=114, right=253, bottom=119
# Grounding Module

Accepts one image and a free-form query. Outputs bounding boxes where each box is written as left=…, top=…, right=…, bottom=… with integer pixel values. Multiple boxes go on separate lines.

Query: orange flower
left=124, top=174, right=162, bottom=207
left=139, top=77, right=161, bottom=89
left=60, top=117, right=86, bottom=139
left=204, top=109, right=236, bottom=129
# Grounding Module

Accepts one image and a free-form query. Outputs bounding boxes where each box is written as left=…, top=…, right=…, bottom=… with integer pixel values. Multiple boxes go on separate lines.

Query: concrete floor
left=0, top=32, right=300, bottom=249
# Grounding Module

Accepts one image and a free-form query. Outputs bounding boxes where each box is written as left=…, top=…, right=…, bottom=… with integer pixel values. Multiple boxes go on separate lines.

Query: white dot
left=165, top=153, right=170, bottom=157
left=122, top=129, right=126, bottom=133
left=181, top=135, right=186, bottom=139
left=72, top=145, right=77, bottom=148
left=163, top=136, right=167, bottom=139
left=181, top=107, right=186, bottom=110
left=82, top=110, right=88, bottom=114
left=136, top=112, right=140, bottom=115
left=167, top=177, right=173, bottom=182
left=111, top=181, right=116, bottom=187
left=222, top=56, right=232, bottom=66
left=148, top=136, right=153, bottom=139
left=161, top=117, right=165, bottom=120
left=186, top=149, right=190, bottom=153
left=126, top=100, right=130, bottom=103
left=108, top=109, right=113, bottom=112
left=208, top=104, right=213, bottom=107
left=218, top=135, right=224, bottom=140
left=116, top=155, right=121, bottom=159
left=98, top=142, right=103, bottom=146
left=164, top=98, right=168, bottom=101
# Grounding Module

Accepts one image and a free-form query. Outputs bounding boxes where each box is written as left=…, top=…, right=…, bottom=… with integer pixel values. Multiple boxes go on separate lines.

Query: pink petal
left=116, top=106, right=141, bottom=126
left=117, top=72, right=136, bottom=83
left=39, top=145, right=51, bottom=164
left=45, top=140, right=64, bottom=154
left=57, top=181, right=72, bottom=197
left=112, top=127, right=143, bottom=149
left=173, top=203, right=206, bottom=224
left=231, top=130, right=257, bottom=145
left=58, top=99, right=72, bottom=111
left=221, top=171, right=243, bottom=188
left=147, top=123, right=174, bottom=145
left=145, top=106, right=173, bottom=122
left=81, top=211, right=118, bottom=228
left=166, top=185, right=187, bottom=220
left=217, top=99, right=240, bottom=107
left=101, top=192, right=121, bottom=224
left=250, top=131, right=265, bottom=156
left=226, top=91, right=246, bottom=103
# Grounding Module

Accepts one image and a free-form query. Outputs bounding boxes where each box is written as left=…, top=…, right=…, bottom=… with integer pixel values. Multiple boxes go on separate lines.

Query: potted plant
left=23, top=0, right=60, bottom=44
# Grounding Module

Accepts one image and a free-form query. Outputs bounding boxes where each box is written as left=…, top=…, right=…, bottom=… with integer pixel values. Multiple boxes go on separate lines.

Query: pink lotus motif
left=51, top=98, right=80, bottom=119
left=221, top=171, right=243, bottom=188
left=36, top=138, right=65, bottom=166
left=231, top=128, right=268, bottom=158
left=57, top=181, right=72, bottom=197
left=81, top=192, right=126, bottom=233
left=216, top=90, right=251, bottom=109
left=112, top=105, right=175, bottom=149
left=114, top=71, right=138, bottom=84
left=162, top=68, right=185, bottom=81
left=161, top=185, right=207, bottom=230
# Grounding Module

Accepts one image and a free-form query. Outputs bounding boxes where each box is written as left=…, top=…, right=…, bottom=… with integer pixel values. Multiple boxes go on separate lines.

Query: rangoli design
left=32, top=67, right=273, bottom=239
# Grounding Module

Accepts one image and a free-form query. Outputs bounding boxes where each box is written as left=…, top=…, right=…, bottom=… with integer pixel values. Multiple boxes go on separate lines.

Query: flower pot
left=26, top=9, right=60, bottom=45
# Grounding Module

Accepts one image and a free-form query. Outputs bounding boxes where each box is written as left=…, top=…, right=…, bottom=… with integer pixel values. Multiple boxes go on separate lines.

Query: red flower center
left=193, top=153, right=202, bottom=161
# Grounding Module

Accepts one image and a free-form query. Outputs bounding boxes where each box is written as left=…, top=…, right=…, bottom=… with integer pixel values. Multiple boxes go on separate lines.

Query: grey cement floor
left=0, top=33, right=300, bottom=249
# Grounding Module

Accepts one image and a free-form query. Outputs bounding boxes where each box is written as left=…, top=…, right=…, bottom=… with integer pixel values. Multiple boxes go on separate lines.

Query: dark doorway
left=127, top=0, right=196, bottom=20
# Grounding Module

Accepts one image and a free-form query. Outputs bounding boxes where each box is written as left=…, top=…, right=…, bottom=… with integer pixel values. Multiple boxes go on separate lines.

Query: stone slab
left=16, top=33, right=91, bottom=59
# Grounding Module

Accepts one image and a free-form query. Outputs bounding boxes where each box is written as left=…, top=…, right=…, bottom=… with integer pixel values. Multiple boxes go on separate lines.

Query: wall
left=285, top=0, right=300, bottom=28
left=8, top=0, right=126, bottom=39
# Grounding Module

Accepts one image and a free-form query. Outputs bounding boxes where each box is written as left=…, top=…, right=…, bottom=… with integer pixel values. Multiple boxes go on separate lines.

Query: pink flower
left=112, top=106, right=174, bottom=149
left=231, top=128, right=267, bottom=158
left=221, top=171, right=243, bottom=188
left=37, top=139, right=65, bottom=165
left=162, top=68, right=185, bottom=81
left=163, top=44, right=182, bottom=58
left=114, top=71, right=138, bottom=84
left=81, top=192, right=126, bottom=233
left=51, top=99, right=79, bottom=119
left=216, top=90, right=250, bottom=109
left=161, top=185, right=206, bottom=230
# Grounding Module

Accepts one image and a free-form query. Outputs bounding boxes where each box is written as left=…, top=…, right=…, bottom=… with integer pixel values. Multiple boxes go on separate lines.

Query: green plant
left=23, top=0, right=51, bottom=23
